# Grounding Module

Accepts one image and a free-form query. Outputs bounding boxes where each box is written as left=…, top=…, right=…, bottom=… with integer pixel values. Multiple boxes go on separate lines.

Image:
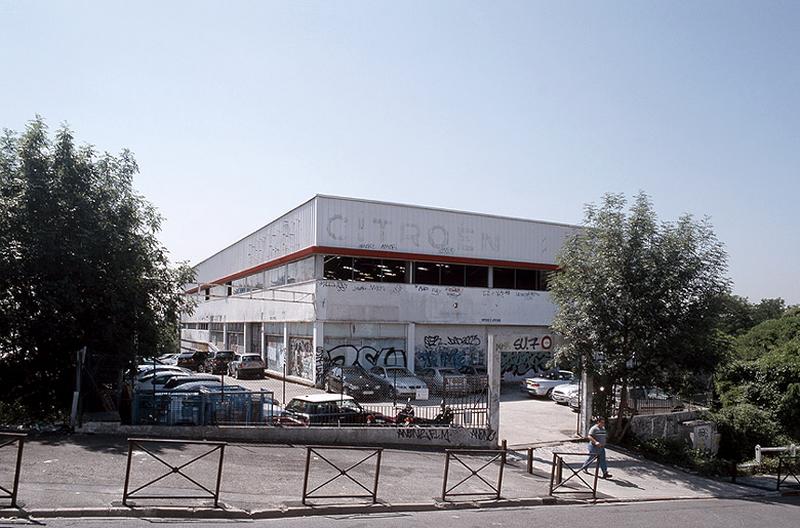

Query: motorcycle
left=394, top=399, right=455, bottom=426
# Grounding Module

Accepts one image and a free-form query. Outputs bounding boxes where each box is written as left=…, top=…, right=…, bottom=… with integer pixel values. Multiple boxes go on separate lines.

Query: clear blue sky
left=2, top=1, right=798, bottom=304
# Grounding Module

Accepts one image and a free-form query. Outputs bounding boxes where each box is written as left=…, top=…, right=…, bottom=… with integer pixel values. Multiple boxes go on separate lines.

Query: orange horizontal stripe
left=186, top=245, right=558, bottom=294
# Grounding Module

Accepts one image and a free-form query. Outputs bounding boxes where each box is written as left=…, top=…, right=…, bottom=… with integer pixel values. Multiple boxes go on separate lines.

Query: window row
left=323, top=256, right=550, bottom=291
left=200, top=254, right=551, bottom=298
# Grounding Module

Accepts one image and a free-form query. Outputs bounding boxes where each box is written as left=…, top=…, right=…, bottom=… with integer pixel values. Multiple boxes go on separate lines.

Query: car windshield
left=242, top=355, right=261, bottom=361
left=439, top=369, right=459, bottom=375
left=216, top=352, right=233, bottom=360
left=386, top=367, right=411, bottom=376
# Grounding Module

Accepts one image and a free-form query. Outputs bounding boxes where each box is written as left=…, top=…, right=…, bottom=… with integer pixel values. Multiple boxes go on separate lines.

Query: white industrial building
left=181, top=195, right=579, bottom=388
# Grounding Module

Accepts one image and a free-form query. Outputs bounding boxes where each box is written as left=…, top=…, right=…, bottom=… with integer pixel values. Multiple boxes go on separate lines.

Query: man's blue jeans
left=581, top=443, right=607, bottom=475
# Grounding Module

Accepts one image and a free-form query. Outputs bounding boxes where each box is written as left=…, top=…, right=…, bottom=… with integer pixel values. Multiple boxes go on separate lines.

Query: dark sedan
left=324, top=365, right=393, bottom=399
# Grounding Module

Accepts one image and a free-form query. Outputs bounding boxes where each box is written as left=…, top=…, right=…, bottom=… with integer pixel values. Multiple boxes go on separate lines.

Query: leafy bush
left=709, top=404, right=787, bottom=462
left=631, top=437, right=735, bottom=477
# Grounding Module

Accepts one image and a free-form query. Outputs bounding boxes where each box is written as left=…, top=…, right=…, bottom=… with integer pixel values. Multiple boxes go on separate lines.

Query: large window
left=413, top=262, right=488, bottom=288
left=324, top=256, right=407, bottom=283
left=492, top=267, right=548, bottom=291
left=287, top=256, right=315, bottom=284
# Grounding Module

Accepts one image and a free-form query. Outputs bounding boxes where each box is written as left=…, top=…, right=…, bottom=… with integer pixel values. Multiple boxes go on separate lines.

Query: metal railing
left=777, top=455, right=800, bottom=491
left=301, top=446, right=383, bottom=505
left=122, top=438, right=226, bottom=507
left=756, top=444, right=798, bottom=465
left=441, top=448, right=506, bottom=501
left=549, top=452, right=599, bottom=499
left=0, top=432, right=26, bottom=508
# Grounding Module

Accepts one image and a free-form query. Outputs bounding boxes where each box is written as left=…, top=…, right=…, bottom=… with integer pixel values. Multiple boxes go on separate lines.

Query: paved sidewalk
left=0, top=434, right=779, bottom=519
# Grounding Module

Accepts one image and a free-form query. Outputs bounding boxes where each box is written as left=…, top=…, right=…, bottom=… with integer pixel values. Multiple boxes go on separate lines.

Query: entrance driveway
left=499, top=383, right=579, bottom=447
left=218, top=374, right=578, bottom=446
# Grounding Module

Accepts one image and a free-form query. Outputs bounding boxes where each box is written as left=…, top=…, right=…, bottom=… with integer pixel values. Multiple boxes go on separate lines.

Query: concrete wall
left=78, top=422, right=496, bottom=448
left=188, top=282, right=316, bottom=323
left=628, top=411, right=701, bottom=442
left=316, top=281, right=556, bottom=326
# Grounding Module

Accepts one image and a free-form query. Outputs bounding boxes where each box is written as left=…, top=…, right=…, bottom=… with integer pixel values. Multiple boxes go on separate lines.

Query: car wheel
left=198, top=364, right=206, bottom=373
left=546, top=388, right=554, bottom=398
left=324, top=380, right=331, bottom=393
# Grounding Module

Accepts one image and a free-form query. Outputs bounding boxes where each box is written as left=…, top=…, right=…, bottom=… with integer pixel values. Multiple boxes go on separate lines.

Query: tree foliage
left=717, top=294, right=788, bottom=338
left=715, top=310, right=800, bottom=441
left=549, top=192, right=730, bottom=430
left=0, top=117, right=194, bottom=420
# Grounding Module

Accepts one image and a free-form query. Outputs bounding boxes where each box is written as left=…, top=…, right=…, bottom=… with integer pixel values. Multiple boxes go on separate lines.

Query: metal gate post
left=441, top=451, right=451, bottom=501
left=122, top=438, right=134, bottom=506
left=11, top=435, right=24, bottom=508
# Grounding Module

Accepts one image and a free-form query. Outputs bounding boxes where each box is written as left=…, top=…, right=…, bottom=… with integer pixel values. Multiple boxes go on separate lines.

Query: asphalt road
left=4, top=497, right=798, bottom=528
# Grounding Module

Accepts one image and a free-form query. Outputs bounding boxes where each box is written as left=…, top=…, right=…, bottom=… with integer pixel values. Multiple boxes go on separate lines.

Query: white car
left=134, top=371, right=193, bottom=392
left=551, top=383, right=579, bottom=404
left=521, top=370, right=575, bottom=398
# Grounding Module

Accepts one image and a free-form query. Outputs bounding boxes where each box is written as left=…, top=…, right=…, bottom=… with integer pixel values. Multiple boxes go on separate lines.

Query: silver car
left=367, top=366, right=429, bottom=399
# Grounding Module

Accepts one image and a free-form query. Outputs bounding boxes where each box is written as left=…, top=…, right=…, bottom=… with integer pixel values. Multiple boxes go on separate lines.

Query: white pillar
left=406, top=323, right=416, bottom=371
left=260, top=322, right=266, bottom=363
left=242, top=323, right=248, bottom=356
left=487, top=333, right=501, bottom=446
left=579, top=371, right=593, bottom=437
left=313, top=321, right=324, bottom=385
left=282, top=322, right=289, bottom=372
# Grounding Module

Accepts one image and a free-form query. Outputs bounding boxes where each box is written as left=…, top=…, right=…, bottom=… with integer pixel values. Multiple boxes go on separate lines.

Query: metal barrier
left=756, top=443, right=797, bottom=465
left=0, top=432, right=26, bottom=508
left=122, top=437, right=226, bottom=507
left=549, top=452, right=599, bottom=499
left=301, top=446, right=383, bottom=505
left=777, top=454, right=800, bottom=491
left=441, top=448, right=506, bottom=501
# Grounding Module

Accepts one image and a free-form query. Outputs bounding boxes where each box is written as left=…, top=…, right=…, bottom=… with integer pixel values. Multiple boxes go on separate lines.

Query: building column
left=222, top=321, right=228, bottom=351
left=406, top=323, right=415, bottom=372
left=579, top=371, right=593, bottom=437
left=282, top=322, right=289, bottom=373
left=260, top=322, right=266, bottom=363
left=242, top=323, right=248, bottom=356
left=312, top=321, right=324, bottom=385
left=487, top=333, right=501, bottom=447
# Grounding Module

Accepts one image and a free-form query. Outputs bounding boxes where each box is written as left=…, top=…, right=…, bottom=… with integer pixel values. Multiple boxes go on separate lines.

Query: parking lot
left=226, top=373, right=578, bottom=446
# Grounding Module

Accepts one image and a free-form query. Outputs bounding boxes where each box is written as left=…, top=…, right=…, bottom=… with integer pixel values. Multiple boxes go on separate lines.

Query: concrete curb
left=1, top=497, right=557, bottom=520
left=3, top=492, right=790, bottom=520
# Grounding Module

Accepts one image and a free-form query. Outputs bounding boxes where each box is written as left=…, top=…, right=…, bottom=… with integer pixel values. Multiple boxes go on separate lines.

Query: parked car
left=521, top=370, right=575, bottom=398
left=157, top=353, right=180, bottom=365
left=324, top=365, right=392, bottom=399
left=228, top=353, right=266, bottom=379
left=367, top=366, right=429, bottom=399
left=458, top=365, right=488, bottom=392
left=136, top=365, right=190, bottom=377
left=415, top=367, right=469, bottom=395
left=551, top=383, right=580, bottom=404
left=568, top=391, right=580, bottom=412
left=199, top=350, right=234, bottom=374
left=280, top=393, right=386, bottom=426
left=134, top=371, right=193, bottom=393
left=626, top=387, right=685, bottom=413
left=176, top=351, right=209, bottom=371
left=162, top=374, right=222, bottom=391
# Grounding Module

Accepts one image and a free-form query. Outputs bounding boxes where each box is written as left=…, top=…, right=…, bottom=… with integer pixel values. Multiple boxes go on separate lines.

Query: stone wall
left=628, top=411, right=701, bottom=442
left=78, top=422, right=497, bottom=449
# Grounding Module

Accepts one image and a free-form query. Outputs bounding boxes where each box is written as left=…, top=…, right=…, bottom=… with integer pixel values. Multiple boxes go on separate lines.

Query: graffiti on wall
left=288, top=337, right=313, bottom=380
left=415, top=332, right=485, bottom=370
left=314, top=344, right=408, bottom=386
left=496, top=333, right=555, bottom=379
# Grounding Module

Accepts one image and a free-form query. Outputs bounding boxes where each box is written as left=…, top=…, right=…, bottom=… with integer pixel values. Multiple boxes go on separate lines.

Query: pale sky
left=2, top=1, right=798, bottom=304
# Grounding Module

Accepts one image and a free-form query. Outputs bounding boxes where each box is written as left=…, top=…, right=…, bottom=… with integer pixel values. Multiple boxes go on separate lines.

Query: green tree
left=0, top=118, right=194, bottom=421
left=716, top=310, right=800, bottom=440
left=549, top=192, right=730, bottom=439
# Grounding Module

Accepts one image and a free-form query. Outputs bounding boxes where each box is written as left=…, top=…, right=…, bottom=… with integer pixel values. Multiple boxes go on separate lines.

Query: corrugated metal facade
left=193, top=199, right=316, bottom=285
left=315, top=195, right=578, bottom=265
left=192, top=195, right=579, bottom=285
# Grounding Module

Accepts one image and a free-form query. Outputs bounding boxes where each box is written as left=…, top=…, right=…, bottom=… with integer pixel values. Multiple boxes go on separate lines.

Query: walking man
left=582, top=417, right=612, bottom=478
